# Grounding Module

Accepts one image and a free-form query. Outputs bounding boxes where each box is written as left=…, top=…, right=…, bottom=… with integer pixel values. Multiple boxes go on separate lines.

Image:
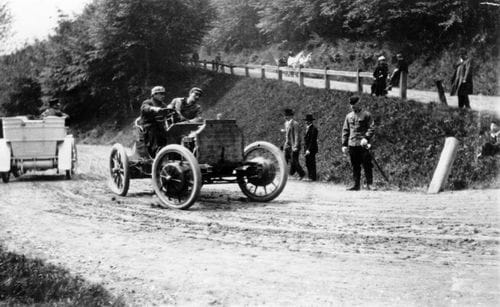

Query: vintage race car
left=0, top=116, right=77, bottom=182
left=109, top=117, right=288, bottom=210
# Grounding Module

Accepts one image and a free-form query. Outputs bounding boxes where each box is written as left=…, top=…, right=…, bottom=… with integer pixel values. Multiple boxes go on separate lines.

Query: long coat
left=304, top=124, right=318, bottom=155
left=450, top=59, right=473, bottom=96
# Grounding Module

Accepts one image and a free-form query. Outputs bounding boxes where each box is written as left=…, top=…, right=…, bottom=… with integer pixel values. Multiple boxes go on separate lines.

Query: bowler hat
left=48, top=98, right=59, bottom=106
left=304, top=114, right=314, bottom=121
left=349, top=96, right=360, bottom=105
left=284, top=108, right=294, bottom=116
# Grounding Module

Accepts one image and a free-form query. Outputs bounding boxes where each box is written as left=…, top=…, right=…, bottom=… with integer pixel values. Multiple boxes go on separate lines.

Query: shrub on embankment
left=197, top=72, right=499, bottom=190
left=0, top=245, right=124, bottom=306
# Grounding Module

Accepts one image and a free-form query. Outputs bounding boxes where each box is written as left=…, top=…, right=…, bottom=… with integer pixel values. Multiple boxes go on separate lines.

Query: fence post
left=299, top=67, right=304, bottom=87
left=278, top=67, right=283, bottom=81
left=427, top=137, right=459, bottom=194
left=356, top=68, right=362, bottom=94
left=400, top=70, right=407, bottom=99
left=230, top=64, right=234, bottom=75
left=245, top=64, right=249, bottom=77
left=435, top=80, right=448, bottom=106
left=203, top=60, right=207, bottom=70
left=324, top=67, right=330, bottom=90
left=221, top=64, right=225, bottom=74
left=261, top=65, right=265, bottom=79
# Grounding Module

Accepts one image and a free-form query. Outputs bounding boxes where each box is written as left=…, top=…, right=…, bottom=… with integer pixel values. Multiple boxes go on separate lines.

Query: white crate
left=2, top=116, right=66, bottom=141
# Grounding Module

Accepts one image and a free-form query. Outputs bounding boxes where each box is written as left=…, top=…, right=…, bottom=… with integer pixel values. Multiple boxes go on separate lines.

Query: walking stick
left=365, top=144, right=390, bottom=183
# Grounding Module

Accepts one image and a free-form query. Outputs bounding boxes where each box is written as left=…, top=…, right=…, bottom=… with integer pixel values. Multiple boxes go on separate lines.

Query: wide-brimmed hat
left=284, top=108, right=294, bottom=116
left=304, top=114, right=314, bottom=121
left=349, top=96, right=360, bottom=105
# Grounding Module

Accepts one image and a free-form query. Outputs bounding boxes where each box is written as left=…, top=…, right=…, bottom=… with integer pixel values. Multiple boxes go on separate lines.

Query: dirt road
left=0, top=145, right=499, bottom=306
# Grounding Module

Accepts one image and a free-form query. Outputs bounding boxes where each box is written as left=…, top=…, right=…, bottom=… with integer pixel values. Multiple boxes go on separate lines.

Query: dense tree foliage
left=0, top=0, right=11, bottom=49
left=0, top=0, right=215, bottom=120
left=204, top=0, right=499, bottom=51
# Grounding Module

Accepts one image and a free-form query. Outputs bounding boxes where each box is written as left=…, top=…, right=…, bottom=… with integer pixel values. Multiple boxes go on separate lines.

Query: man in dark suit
left=303, top=114, right=318, bottom=181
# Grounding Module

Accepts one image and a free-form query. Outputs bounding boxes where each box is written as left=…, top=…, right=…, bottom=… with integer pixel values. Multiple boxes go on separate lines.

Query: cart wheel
left=109, top=143, right=130, bottom=196
left=1, top=172, right=9, bottom=183
left=11, top=168, right=20, bottom=178
left=65, top=140, right=78, bottom=180
left=237, top=141, right=288, bottom=202
left=152, top=144, right=201, bottom=210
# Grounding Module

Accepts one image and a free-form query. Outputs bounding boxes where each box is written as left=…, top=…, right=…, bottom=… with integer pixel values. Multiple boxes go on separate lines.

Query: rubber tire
left=152, top=144, right=201, bottom=210
left=1, top=172, right=9, bottom=183
left=108, top=143, right=130, bottom=196
left=237, top=141, right=288, bottom=202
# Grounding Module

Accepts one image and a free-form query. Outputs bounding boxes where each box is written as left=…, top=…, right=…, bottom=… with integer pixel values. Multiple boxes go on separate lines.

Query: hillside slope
left=88, top=70, right=499, bottom=190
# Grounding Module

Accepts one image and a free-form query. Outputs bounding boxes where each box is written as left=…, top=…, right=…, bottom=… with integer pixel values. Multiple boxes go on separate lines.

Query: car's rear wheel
left=65, top=141, right=77, bottom=180
left=109, top=143, right=130, bottom=196
left=237, top=141, right=288, bottom=202
left=152, top=144, right=201, bottom=210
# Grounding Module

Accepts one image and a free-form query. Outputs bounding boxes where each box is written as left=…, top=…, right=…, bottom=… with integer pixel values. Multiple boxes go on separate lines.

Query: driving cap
left=349, top=96, right=360, bottom=105
left=284, top=108, right=294, bottom=116
left=189, top=87, right=203, bottom=96
left=151, top=86, right=166, bottom=95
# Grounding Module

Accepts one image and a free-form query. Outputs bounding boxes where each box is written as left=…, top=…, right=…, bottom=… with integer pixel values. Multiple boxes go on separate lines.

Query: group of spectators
left=371, top=53, right=408, bottom=97
left=282, top=96, right=375, bottom=190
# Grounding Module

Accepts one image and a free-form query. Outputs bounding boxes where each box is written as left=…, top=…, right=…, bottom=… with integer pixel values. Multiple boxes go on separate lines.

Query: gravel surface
left=0, top=145, right=499, bottom=306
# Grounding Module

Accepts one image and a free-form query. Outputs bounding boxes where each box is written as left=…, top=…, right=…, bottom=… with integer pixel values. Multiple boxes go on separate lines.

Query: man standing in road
left=450, top=49, right=473, bottom=109
left=283, top=108, right=305, bottom=179
left=303, top=114, right=318, bottom=181
left=139, top=85, right=170, bottom=158
left=342, top=96, right=375, bottom=190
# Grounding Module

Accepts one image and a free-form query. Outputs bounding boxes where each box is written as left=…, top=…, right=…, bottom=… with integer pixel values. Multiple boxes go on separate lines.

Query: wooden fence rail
left=190, top=59, right=500, bottom=116
left=193, top=59, right=407, bottom=99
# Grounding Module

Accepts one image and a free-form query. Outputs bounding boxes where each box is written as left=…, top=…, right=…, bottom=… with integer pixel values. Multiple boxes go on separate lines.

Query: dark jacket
left=342, top=110, right=375, bottom=147
left=451, top=59, right=473, bottom=96
left=140, top=98, right=168, bottom=126
left=304, top=124, right=318, bottom=154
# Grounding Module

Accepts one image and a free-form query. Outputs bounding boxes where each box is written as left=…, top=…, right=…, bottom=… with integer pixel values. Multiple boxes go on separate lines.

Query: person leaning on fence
left=41, top=98, right=68, bottom=118
left=450, top=49, right=473, bottom=109
left=283, top=108, right=305, bottom=180
left=342, top=96, right=375, bottom=191
left=303, top=114, right=318, bottom=181
left=387, top=53, right=408, bottom=90
left=138, top=85, right=170, bottom=158
left=167, top=87, right=203, bottom=124
left=371, top=56, right=389, bottom=96
left=214, top=53, right=222, bottom=72
left=191, top=52, right=199, bottom=66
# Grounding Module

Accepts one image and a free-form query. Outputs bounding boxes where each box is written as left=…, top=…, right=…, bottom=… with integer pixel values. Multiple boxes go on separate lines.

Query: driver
left=138, top=85, right=170, bottom=158
left=166, top=87, right=203, bottom=124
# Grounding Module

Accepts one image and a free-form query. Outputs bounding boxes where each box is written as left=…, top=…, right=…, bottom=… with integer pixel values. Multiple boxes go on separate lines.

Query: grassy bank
left=0, top=245, right=124, bottom=306
left=199, top=71, right=499, bottom=190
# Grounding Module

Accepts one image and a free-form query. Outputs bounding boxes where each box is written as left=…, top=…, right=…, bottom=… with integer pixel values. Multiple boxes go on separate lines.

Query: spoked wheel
left=65, top=140, right=77, bottom=180
left=109, top=143, right=130, bottom=196
left=152, top=144, right=201, bottom=210
left=237, top=141, right=288, bottom=202
left=1, top=172, right=10, bottom=183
